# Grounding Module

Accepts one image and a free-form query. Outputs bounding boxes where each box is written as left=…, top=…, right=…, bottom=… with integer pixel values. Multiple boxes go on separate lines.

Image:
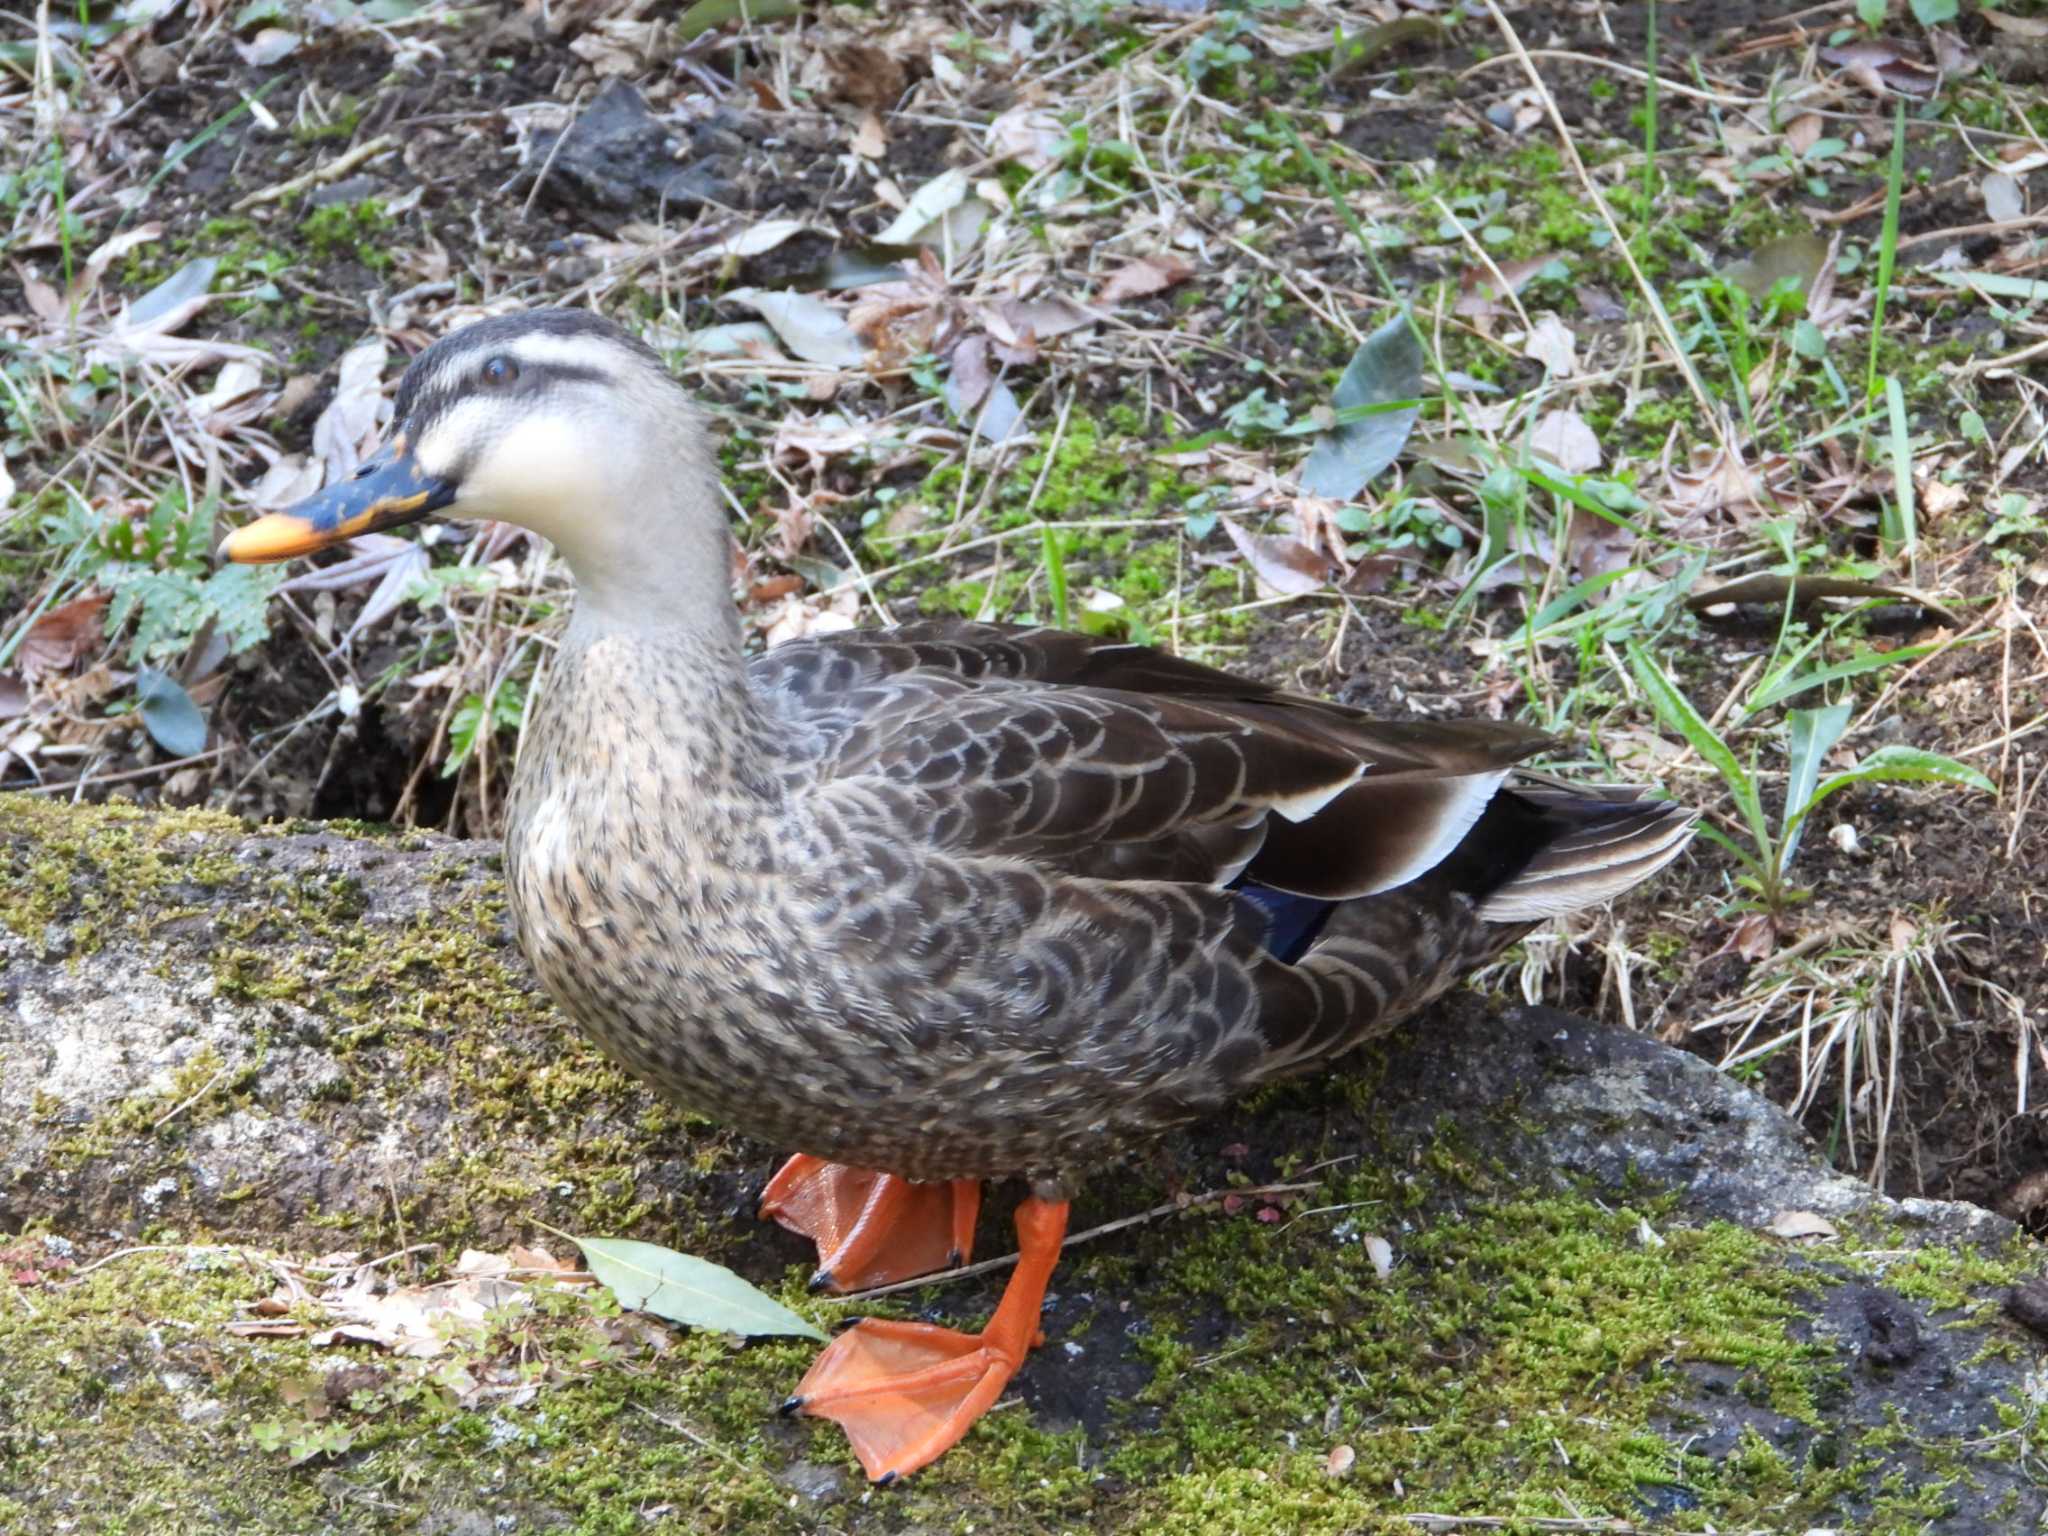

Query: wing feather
left=757, top=622, right=1554, bottom=895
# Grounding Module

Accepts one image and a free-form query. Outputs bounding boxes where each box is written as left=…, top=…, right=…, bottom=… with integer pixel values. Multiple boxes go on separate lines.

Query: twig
left=838, top=1180, right=1325, bottom=1301
left=231, top=134, right=399, bottom=212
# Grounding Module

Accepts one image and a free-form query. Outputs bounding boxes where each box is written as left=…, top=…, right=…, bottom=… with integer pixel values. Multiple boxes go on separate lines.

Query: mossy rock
left=1, top=797, right=2041, bottom=1533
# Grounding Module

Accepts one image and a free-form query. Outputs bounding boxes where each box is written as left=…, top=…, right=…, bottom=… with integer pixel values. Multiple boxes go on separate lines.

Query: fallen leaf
left=234, top=25, right=302, bottom=66
left=988, top=104, right=1063, bottom=169
left=1455, top=253, right=1557, bottom=319
left=949, top=333, right=993, bottom=411
left=849, top=111, right=887, bottom=159
left=135, top=669, right=208, bottom=757
left=1982, top=172, right=2024, bottom=224
left=876, top=168, right=971, bottom=246
left=696, top=218, right=818, bottom=264
left=1520, top=312, right=1578, bottom=378
left=1098, top=253, right=1193, bottom=305
left=987, top=294, right=1095, bottom=350
left=1530, top=407, right=1601, bottom=473
left=1765, top=1210, right=1839, bottom=1241
left=17, top=591, right=110, bottom=678
left=1726, top=911, right=1777, bottom=963
left=312, top=339, right=390, bottom=484
left=1299, top=314, right=1423, bottom=501
left=1223, top=518, right=1334, bottom=597
left=1928, top=27, right=1976, bottom=77
left=1985, top=9, right=2048, bottom=37
left=724, top=289, right=867, bottom=368
left=580, top=1236, right=826, bottom=1341
left=126, top=257, right=217, bottom=331
left=1363, top=1234, right=1394, bottom=1281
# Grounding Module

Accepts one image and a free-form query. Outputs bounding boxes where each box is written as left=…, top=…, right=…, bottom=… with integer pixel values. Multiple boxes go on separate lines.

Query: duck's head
left=223, top=310, right=722, bottom=624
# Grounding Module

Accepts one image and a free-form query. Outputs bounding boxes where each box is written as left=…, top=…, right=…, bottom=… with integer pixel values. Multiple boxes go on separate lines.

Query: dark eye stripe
left=401, top=360, right=613, bottom=441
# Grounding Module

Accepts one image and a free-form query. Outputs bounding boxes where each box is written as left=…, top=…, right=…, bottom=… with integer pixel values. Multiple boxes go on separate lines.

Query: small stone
left=2002, top=1276, right=2048, bottom=1338
left=780, top=1460, right=845, bottom=1502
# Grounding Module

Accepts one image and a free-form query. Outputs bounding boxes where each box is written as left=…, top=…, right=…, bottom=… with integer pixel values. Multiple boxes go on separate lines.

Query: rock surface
left=1, top=795, right=2041, bottom=1534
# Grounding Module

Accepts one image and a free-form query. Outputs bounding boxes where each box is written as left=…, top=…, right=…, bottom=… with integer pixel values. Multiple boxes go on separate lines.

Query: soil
left=3, top=3, right=2044, bottom=1240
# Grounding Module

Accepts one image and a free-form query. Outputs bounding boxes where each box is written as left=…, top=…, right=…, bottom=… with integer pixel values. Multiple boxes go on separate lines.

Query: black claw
left=807, top=1269, right=837, bottom=1294
left=946, top=1247, right=964, bottom=1267
left=779, top=1395, right=805, bottom=1417
left=874, top=1471, right=899, bottom=1489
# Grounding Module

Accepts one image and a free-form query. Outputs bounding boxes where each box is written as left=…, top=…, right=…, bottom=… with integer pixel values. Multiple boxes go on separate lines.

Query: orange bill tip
left=218, top=490, right=435, bottom=563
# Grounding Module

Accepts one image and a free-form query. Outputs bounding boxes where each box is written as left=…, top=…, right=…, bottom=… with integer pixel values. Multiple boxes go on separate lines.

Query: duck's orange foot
left=783, top=1318, right=1028, bottom=1483
left=758, top=1155, right=980, bottom=1294
left=784, top=1195, right=1069, bottom=1484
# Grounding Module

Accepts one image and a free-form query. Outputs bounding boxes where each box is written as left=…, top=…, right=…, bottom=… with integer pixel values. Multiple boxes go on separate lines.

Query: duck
left=222, top=307, right=1695, bottom=1484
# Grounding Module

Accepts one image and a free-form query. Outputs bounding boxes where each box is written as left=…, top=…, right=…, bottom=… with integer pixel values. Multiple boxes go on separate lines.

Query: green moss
left=300, top=199, right=394, bottom=273
left=0, top=795, right=244, bottom=951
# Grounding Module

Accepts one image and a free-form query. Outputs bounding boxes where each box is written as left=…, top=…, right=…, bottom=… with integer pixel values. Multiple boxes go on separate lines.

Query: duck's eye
left=480, top=355, right=520, bottom=387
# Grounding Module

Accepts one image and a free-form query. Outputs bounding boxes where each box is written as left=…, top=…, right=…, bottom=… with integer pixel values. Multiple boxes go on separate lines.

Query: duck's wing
left=753, top=622, right=1553, bottom=899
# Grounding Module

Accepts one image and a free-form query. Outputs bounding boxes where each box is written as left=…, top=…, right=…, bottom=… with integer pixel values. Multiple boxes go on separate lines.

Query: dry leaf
left=1985, top=9, right=2048, bottom=37
left=1455, top=252, right=1556, bottom=319
left=1098, top=253, right=1194, bottom=305
left=988, top=104, right=1063, bottom=170
left=1363, top=1233, right=1394, bottom=1281
left=1222, top=518, right=1333, bottom=597
left=823, top=43, right=906, bottom=112
left=987, top=294, right=1095, bottom=350
left=1765, top=1210, right=1839, bottom=1241
left=850, top=111, right=887, bottom=159
left=1666, top=446, right=1797, bottom=520
left=17, top=592, right=110, bottom=678
left=1726, top=912, right=1777, bottom=963
left=1520, top=313, right=1578, bottom=378
left=1982, top=172, right=2024, bottom=225
left=312, top=340, right=391, bottom=484
left=1928, top=28, right=1976, bottom=77
left=950, top=333, right=994, bottom=411
left=1530, top=407, right=1601, bottom=473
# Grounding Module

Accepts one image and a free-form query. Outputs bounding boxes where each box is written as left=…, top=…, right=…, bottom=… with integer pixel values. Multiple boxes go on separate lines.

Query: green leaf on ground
left=1299, top=314, right=1424, bottom=501
left=135, top=668, right=207, bottom=757
left=575, top=1235, right=825, bottom=1341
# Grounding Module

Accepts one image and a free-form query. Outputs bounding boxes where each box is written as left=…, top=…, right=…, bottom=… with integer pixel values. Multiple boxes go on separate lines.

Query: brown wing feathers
left=764, top=621, right=1690, bottom=921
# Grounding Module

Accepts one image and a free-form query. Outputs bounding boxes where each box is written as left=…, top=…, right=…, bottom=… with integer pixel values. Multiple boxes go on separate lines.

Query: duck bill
left=218, top=438, right=456, bottom=563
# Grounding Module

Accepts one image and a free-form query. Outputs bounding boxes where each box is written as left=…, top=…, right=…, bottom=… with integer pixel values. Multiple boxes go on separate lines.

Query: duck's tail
left=1244, top=778, right=1695, bottom=1075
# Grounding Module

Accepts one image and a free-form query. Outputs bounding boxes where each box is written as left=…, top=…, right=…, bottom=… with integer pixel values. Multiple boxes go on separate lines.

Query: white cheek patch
left=445, top=411, right=591, bottom=544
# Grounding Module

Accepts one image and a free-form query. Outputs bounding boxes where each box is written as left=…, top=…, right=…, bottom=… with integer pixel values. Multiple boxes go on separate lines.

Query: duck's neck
left=556, top=449, right=744, bottom=663
left=542, top=467, right=798, bottom=824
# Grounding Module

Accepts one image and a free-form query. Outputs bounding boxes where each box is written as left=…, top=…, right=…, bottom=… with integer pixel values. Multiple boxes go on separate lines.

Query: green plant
left=1627, top=641, right=1992, bottom=915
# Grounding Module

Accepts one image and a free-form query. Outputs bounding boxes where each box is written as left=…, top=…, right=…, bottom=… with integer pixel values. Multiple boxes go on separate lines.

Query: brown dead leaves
left=1097, top=252, right=1194, bottom=306
left=228, top=1242, right=662, bottom=1414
